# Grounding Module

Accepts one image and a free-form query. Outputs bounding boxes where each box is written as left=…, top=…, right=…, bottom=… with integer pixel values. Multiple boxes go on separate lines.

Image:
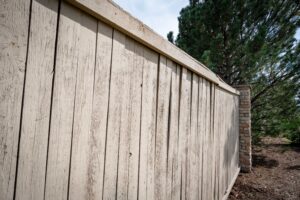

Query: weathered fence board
left=155, top=55, right=172, bottom=200
left=138, top=47, right=159, bottom=200
left=188, top=74, right=199, bottom=200
left=178, top=68, right=192, bottom=200
left=197, top=77, right=204, bottom=200
left=15, top=1, right=59, bottom=200
left=0, top=1, right=241, bottom=200
left=0, top=0, right=30, bottom=199
left=102, top=29, right=127, bottom=199
left=45, top=3, right=83, bottom=200
left=79, top=19, right=113, bottom=200
left=67, top=8, right=97, bottom=200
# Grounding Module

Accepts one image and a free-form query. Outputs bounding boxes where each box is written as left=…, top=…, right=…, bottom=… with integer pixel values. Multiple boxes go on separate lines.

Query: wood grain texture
left=15, top=0, right=59, bottom=199
left=220, top=89, right=226, bottom=197
left=178, top=68, right=192, bottom=200
left=1, top=1, right=241, bottom=199
left=102, top=30, right=143, bottom=200
left=81, top=20, right=113, bottom=200
left=116, top=36, right=143, bottom=200
left=197, top=77, right=204, bottom=200
left=138, top=47, right=159, bottom=200
left=166, top=63, right=181, bottom=200
left=210, top=84, right=216, bottom=200
left=102, top=29, right=126, bottom=200
left=65, top=0, right=220, bottom=85
left=187, top=74, right=199, bottom=200
left=44, top=3, right=83, bottom=200
left=154, top=55, right=172, bottom=200
left=68, top=10, right=98, bottom=200
left=201, top=79, right=210, bottom=200
left=213, top=87, right=220, bottom=200
left=0, top=0, right=30, bottom=199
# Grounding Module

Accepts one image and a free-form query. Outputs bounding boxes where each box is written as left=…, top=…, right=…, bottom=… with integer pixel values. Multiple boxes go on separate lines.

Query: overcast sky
left=113, top=0, right=300, bottom=40
left=113, top=0, right=189, bottom=38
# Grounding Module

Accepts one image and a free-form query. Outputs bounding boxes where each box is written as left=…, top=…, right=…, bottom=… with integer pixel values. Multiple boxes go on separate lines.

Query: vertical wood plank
left=166, top=62, right=180, bottom=200
left=138, top=47, right=158, bottom=200
left=220, top=90, right=226, bottom=197
left=225, top=92, right=229, bottom=189
left=154, top=55, right=172, bottom=200
left=127, top=42, right=144, bottom=200
left=171, top=65, right=182, bottom=200
left=214, top=88, right=220, bottom=200
left=102, top=30, right=136, bottom=200
left=0, top=0, right=30, bottom=199
left=68, top=10, right=97, bottom=200
left=201, top=79, right=209, bottom=200
left=115, top=36, right=134, bottom=200
left=15, top=0, right=59, bottom=199
left=81, top=20, right=113, bottom=200
left=187, top=74, right=199, bottom=200
left=45, top=3, right=83, bottom=200
left=235, top=95, right=239, bottom=170
left=207, top=83, right=212, bottom=200
left=210, top=84, right=215, bottom=200
left=197, top=77, right=204, bottom=200
left=178, top=68, right=192, bottom=200
left=116, top=38, right=143, bottom=200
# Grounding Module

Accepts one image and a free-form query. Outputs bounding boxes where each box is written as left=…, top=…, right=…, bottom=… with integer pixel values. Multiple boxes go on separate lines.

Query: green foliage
left=174, top=0, right=300, bottom=142
left=281, top=115, right=300, bottom=144
left=167, top=31, right=174, bottom=43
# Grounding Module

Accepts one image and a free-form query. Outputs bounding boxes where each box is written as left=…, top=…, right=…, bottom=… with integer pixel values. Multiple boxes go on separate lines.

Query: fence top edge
left=66, top=0, right=240, bottom=95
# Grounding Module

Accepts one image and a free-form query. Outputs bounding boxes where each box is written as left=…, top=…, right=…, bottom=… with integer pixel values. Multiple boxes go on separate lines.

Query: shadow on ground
left=252, top=154, right=279, bottom=169
left=229, top=137, right=300, bottom=200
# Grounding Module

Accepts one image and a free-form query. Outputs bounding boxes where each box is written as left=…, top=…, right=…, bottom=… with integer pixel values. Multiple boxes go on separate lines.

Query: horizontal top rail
left=66, top=0, right=239, bottom=95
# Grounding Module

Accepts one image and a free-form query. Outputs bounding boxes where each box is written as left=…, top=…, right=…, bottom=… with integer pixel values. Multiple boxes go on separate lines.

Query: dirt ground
left=229, top=137, right=300, bottom=200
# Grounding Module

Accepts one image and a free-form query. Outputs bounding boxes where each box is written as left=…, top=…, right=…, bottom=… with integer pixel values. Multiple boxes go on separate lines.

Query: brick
left=234, top=85, right=252, bottom=173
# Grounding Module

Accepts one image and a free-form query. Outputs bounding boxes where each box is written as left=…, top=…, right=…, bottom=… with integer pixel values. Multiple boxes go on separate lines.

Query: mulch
left=229, top=137, right=300, bottom=200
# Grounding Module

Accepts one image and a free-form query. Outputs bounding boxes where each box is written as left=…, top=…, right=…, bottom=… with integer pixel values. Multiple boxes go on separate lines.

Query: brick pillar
left=235, top=85, right=252, bottom=172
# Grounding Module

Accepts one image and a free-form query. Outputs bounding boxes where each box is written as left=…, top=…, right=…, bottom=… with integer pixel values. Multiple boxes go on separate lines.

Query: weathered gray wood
left=210, top=84, right=215, bottom=200
left=155, top=55, right=172, bottom=200
left=45, top=3, right=83, bottom=200
left=115, top=36, right=134, bottom=200
left=15, top=0, right=59, bottom=199
left=65, top=0, right=220, bottom=85
left=0, top=0, right=30, bottom=199
left=0, top=2, right=242, bottom=199
left=68, top=9, right=97, bottom=200
left=138, top=47, right=159, bottom=200
left=201, top=79, right=209, bottom=200
left=166, top=62, right=180, bottom=200
left=116, top=37, right=143, bottom=200
left=225, top=92, right=229, bottom=189
left=222, top=167, right=240, bottom=200
left=102, top=30, right=133, bottom=199
left=220, top=89, right=226, bottom=198
left=234, top=96, right=239, bottom=171
left=127, top=42, right=144, bottom=200
left=197, top=77, right=204, bottom=200
left=207, top=83, right=212, bottom=200
left=214, top=87, right=220, bottom=200
left=178, top=68, right=192, bottom=200
left=187, top=73, right=199, bottom=200
left=78, top=20, right=113, bottom=200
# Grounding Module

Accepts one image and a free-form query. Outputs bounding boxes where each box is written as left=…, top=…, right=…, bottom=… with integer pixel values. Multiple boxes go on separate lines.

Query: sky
left=113, top=0, right=300, bottom=41
left=295, top=29, right=300, bottom=40
left=113, top=0, right=189, bottom=38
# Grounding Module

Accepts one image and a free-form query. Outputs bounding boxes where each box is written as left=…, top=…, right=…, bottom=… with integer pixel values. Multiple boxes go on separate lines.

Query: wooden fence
left=0, top=0, right=240, bottom=199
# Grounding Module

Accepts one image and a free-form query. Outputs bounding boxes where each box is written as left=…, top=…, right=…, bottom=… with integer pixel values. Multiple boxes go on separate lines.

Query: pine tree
left=174, top=0, right=300, bottom=142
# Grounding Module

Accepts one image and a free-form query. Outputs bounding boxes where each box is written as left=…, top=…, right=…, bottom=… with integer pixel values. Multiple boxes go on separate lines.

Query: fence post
left=235, top=85, right=252, bottom=172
